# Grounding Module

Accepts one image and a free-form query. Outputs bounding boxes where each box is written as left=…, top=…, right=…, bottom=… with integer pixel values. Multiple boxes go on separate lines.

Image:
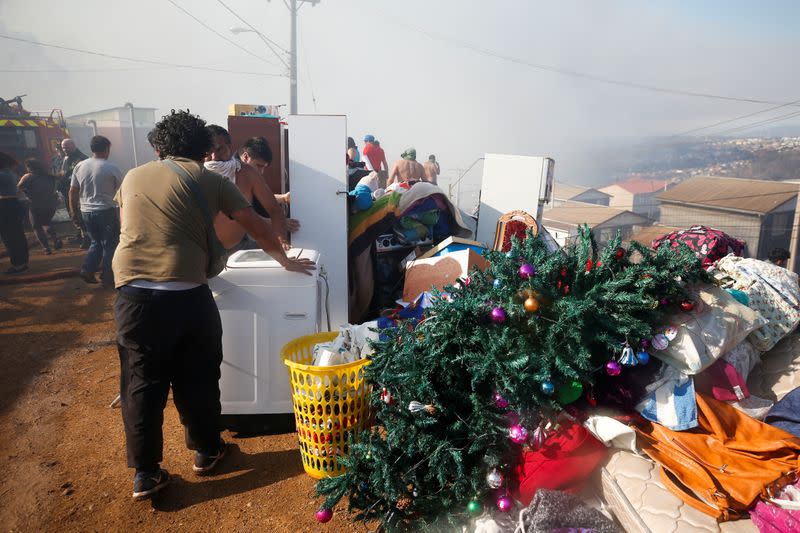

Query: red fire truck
left=0, top=95, right=69, bottom=173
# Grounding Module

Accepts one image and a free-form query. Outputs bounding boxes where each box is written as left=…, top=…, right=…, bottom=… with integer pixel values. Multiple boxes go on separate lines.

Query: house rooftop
left=552, top=182, right=610, bottom=201
left=542, top=201, right=647, bottom=230
left=601, top=178, right=670, bottom=195
left=657, top=176, right=799, bottom=215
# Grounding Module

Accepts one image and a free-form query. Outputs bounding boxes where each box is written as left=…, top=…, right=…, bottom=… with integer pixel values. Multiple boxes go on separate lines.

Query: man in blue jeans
left=69, top=135, right=123, bottom=287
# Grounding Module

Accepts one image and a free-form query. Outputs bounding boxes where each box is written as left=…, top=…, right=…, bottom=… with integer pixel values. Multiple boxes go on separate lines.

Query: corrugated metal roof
left=601, top=178, right=670, bottom=195
left=542, top=201, right=648, bottom=227
left=552, top=182, right=610, bottom=201
left=657, top=176, right=799, bottom=214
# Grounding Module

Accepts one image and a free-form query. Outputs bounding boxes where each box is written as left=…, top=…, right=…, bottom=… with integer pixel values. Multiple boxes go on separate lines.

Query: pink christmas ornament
left=496, top=495, right=513, bottom=512
left=509, top=424, right=528, bottom=444
left=492, top=391, right=509, bottom=409
left=315, top=508, right=333, bottom=523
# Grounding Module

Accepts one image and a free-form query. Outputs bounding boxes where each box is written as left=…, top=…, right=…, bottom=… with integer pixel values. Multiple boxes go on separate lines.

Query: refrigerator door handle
left=284, top=312, right=309, bottom=320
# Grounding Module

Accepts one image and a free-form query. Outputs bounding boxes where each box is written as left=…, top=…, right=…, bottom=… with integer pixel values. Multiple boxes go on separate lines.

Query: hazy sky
left=2, top=0, right=799, bottom=200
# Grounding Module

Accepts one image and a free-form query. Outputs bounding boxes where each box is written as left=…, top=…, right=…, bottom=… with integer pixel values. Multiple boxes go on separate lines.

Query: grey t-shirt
left=70, top=158, right=123, bottom=212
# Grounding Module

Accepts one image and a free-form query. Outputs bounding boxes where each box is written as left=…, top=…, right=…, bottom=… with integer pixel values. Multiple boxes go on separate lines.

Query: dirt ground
left=0, top=232, right=362, bottom=532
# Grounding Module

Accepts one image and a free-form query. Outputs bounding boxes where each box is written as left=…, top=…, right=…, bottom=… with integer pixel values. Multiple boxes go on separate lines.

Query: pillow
left=653, top=285, right=767, bottom=375
left=715, top=256, right=800, bottom=352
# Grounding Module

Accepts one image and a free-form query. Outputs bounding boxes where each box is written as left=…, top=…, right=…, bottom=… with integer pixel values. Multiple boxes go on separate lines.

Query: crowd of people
left=346, top=134, right=440, bottom=191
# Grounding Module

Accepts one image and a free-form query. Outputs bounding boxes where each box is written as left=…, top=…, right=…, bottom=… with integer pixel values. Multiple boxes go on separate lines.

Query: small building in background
left=542, top=201, right=650, bottom=247
left=599, top=178, right=672, bottom=220
left=66, top=104, right=157, bottom=175
left=626, top=224, right=682, bottom=247
left=657, top=176, right=799, bottom=259
left=551, top=182, right=611, bottom=207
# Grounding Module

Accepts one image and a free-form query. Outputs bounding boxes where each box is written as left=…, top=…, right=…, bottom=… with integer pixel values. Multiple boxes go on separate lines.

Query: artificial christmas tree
left=316, top=226, right=707, bottom=530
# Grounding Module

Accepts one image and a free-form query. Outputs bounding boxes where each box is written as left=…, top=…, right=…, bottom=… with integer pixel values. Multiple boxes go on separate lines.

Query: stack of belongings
left=584, top=248, right=800, bottom=532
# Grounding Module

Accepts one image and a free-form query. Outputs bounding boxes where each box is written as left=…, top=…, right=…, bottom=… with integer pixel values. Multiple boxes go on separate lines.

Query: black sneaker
left=132, top=469, right=169, bottom=500
left=4, top=264, right=28, bottom=275
left=79, top=271, right=98, bottom=284
left=193, top=440, right=227, bottom=475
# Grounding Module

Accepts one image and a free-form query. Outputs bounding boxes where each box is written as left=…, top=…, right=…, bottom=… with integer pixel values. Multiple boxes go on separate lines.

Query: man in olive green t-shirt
left=113, top=110, right=313, bottom=500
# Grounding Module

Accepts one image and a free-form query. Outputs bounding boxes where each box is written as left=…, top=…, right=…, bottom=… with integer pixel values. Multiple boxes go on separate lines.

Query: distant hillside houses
left=599, top=178, right=673, bottom=221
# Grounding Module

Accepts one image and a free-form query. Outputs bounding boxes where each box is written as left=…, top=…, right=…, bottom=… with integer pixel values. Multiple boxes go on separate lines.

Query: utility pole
left=287, top=0, right=319, bottom=115
left=231, top=0, right=319, bottom=116
left=289, top=0, right=298, bottom=115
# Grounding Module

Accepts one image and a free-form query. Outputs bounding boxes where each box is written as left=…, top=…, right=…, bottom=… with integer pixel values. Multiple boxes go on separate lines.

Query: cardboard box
left=403, top=249, right=491, bottom=302
left=418, top=236, right=486, bottom=260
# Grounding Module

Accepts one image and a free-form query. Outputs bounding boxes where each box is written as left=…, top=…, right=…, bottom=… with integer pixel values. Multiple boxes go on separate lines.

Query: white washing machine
left=209, top=248, right=323, bottom=427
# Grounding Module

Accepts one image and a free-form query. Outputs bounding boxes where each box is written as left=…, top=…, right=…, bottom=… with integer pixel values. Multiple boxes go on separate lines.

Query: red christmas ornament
left=680, top=300, right=696, bottom=312
left=381, top=388, right=394, bottom=405
left=615, top=247, right=625, bottom=260
left=560, top=268, right=568, bottom=277
left=563, top=284, right=570, bottom=295
left=556, top=279, right=562, bottom=289
left=585, top=259, right=593, bottom=272
left=596, top=261, right=603, bottom=269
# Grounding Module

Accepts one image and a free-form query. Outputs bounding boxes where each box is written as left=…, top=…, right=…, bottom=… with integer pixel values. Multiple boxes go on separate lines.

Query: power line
left=0, top=67, right=171, bottom=73
left=298, top=25, right=318, bottom=111
left=712, top=109, right=800, bottom=137
left=672, top=98, right=800, bottom=137
left=0, top=33, right=285, bottom=77
left=384, top=18, right=800, bottom=108
left=216, top=0, right=290, bottom=57
left=165, top=0, right=280, bottom=68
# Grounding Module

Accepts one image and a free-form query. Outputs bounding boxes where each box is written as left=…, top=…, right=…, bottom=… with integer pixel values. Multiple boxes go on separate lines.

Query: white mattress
left=596, top=332, right=800, bottom=533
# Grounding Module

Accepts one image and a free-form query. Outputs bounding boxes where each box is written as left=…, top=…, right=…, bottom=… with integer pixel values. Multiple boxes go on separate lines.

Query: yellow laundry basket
left=281, top=332, right=373, bottom=480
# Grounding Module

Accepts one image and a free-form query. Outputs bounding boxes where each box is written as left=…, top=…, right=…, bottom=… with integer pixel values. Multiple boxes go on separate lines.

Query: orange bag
left=633, top=393, right=800, bottom=521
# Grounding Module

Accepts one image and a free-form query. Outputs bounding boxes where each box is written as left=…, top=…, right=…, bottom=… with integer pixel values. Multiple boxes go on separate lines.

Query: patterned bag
left=652, top=225, right=745, bottom=270
left=714, top=256, right=800, bottom=352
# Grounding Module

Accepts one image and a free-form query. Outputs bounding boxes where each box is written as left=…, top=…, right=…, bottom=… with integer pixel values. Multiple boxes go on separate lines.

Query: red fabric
left=363, top=143, right=386, bottom=171
left=651, top=225, right=745, bottom=269
left=501, top=220, right=530, bottom=252
left=694, top=359, right=750, bottom=402
left=512, top=421, right=608, bottom=505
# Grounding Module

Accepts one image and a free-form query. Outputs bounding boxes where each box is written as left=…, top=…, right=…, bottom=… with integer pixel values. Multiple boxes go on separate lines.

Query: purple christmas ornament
left=605, top=360, right=622, bottom=376
left=490, top=307, right=507, bottom=324
left=518, top=263, right=536, bottom=279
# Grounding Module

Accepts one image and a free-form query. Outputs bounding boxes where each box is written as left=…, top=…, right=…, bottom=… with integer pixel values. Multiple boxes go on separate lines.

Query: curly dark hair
left=149, top=109, right=212, bottom=161
left=242, top=136, right=273, bottom=165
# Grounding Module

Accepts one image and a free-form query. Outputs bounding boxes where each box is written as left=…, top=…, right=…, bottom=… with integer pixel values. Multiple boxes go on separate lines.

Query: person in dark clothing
left=18, top=158, right=63, bottom=254
left=769, top=248, right=790, bottom=268
left=59, top=138, right=89, bottom=247
left=0, top=152, right=29, bottom=274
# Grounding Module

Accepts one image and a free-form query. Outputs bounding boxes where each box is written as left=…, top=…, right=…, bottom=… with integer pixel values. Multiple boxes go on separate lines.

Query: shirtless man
left=204, top=125, right=293, bottom=250
left=423, top=154, right=440, bottom=185
left=387, top=147, right=426, bottom=187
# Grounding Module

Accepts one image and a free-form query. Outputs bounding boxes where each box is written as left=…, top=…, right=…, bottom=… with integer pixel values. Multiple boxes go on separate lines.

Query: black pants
left=0, top=198, right=29, bottom=267
left=115, top=284, right=223, bottom=471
